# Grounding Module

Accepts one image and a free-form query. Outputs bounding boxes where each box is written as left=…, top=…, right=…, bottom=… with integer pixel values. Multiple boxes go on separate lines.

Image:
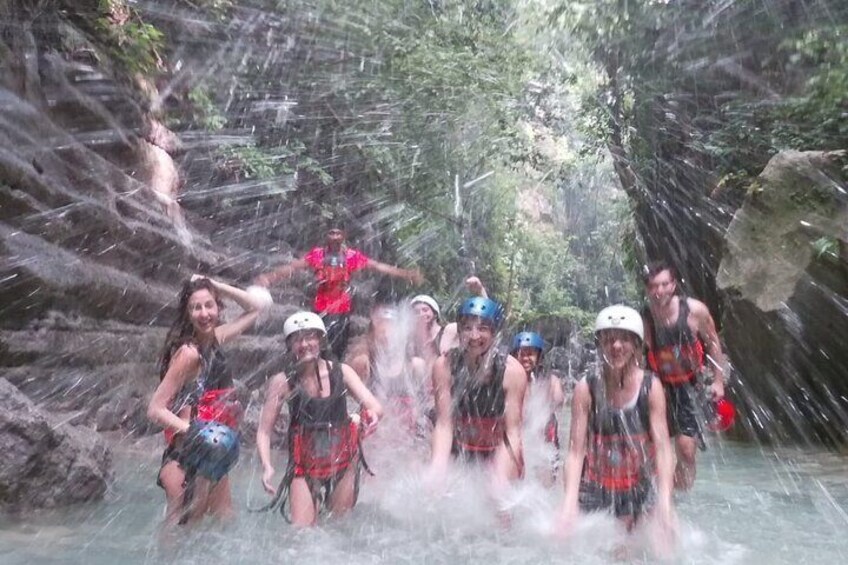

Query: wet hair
left=158, top=278, right=223, bottom=380
left=325, top=213, right=348, bottom=233
left=643, top=260, right=677, bottom=284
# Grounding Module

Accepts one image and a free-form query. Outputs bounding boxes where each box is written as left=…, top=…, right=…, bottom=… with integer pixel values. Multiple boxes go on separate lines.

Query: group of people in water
left=146, top=223, right=733, bottom=557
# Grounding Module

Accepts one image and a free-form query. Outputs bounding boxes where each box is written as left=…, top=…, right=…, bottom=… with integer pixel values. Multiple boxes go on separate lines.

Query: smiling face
left=287, top=329, right=323, bottom=362
left=646, top=268, right=677, bottom=309
left=413, top=302, right=436, bottom=327
left=458, top=316, right=496, bottom=357
left=598, top=328, right=639, bottom=371
left=187, top=288, right=219, bottom=339
left=515, top=346, right=541, bottom=374
left=326, top=228, right=345, bottom=250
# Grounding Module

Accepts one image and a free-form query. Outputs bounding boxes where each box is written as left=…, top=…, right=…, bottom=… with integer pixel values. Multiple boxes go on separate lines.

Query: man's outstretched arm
left=367, top=259, right=423, bottom=285
left=254, top=258, right=309, bottom=287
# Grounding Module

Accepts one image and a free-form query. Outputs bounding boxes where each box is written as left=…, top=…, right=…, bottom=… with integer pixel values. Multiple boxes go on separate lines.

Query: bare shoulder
left=266, top=371, right=291, bottom=396
left=646, top=369, right=658, bottom=388
left=268, top=371, right=289, bottom=387
left=339, top=361, right=356, bottom=374
left=504, top=354, right=524, bottom=374
left=347, top=353, right=369, bottom=376
left=646, top=372, right=665, bottom=400
left=171, top=343, right=201, bottom=365
left=339, top=362, right=363, bottom=381
left=686, top=297, right=711, bottom=319
left=503, top=355, right=527, bottom=387
left=410, top=356, right=427, bottom=372
left=440, top=323, right=458, bottom=353
left=432, top=354, right=451, bottom=382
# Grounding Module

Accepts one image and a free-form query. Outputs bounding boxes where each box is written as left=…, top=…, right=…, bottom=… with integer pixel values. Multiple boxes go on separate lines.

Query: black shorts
left=665, top=382, right=703, bottom=439
left=578, top=476, right=655, bottom=519
left=321, top=314, right=350, bottom=360
left=156, top=443, right=182, bottom=489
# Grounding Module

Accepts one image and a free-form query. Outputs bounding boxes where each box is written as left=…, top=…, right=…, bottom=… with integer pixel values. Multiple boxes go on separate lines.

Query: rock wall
left=0, top=3, right=311, bottom=508
left=717, top=150, right=848, bottom=444
left=0, top=378, right=111, bottom=510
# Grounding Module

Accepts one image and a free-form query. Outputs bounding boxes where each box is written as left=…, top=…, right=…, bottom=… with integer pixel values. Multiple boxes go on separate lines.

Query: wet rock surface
left=718, top=150, right=848, bottom=444
left=0, top=378, right=112, bottom=509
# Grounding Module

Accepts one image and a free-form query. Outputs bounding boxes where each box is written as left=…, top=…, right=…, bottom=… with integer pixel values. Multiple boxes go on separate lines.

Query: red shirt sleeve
left=303, top=247, right=323, bottom=269
left=346, top=248, right=370, bottom=272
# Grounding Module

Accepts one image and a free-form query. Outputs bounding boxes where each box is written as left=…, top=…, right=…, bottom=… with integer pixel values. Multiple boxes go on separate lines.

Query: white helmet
left=594, top=305, right=644, bottom=342
left=283, top=311, right=326, bottom=340
left=411, top=294, right=440, bottom=318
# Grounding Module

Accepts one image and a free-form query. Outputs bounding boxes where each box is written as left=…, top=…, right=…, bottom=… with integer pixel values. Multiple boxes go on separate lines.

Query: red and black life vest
left=165, top=345, right=240, bottom=444
left=450, top=350, right=508, bottom=454
left=583, top=372, right=655, bottom=492
left=370, top=353, right=420, bottom=432
left=319, top=250, right=350, bottom=287
left=288, top=361, right=358, bottom=480
left=645, top=298, right=705, bottom=386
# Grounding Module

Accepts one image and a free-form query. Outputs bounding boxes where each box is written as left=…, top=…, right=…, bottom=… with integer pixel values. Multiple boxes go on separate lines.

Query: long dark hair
left=158, top=278, right=224, bottom=380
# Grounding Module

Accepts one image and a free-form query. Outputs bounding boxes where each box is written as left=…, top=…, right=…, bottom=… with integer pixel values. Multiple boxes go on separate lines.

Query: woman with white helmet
left=410, top=293, right=443, bottom=365
left=411, top=276, right=489, bottom=364
left=256, top=311, right=383, bottom=526
left=557, top=305, right=677, bottom=557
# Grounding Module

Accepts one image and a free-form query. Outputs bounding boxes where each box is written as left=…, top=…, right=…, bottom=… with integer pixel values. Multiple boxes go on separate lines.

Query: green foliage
left=812, top=237, right=840, bottom=262
left=220, top=142, right=334, bottom=183
left=221, top=146, right=278, bottom=180
left=705, top=26, right=848, bottom=177
left=144, top=0, right=637, bottom=332
left=187, top=87, right=227, bottom=131
left=93, top=1, right=164, bottom=75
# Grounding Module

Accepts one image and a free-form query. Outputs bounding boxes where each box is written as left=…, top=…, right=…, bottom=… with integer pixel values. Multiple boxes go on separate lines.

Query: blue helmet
left=458, top=297, right=504, bottom=326
left=179, top=421, right=240, bottom=482
left=512, top=331, right=544, bottom=353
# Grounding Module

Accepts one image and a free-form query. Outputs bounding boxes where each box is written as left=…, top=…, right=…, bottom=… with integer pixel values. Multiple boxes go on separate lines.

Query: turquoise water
left=1, top=431, right=847, bottom=564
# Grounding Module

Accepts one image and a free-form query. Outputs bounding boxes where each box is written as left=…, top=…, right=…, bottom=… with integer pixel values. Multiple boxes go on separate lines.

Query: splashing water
left=1, top=432, right=847, bottom=564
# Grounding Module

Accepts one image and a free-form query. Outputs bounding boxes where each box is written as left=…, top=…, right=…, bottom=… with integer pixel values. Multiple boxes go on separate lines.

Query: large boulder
left=0, top=378, right=112, bottom=509
left=717, top=150, right=848, bottom=444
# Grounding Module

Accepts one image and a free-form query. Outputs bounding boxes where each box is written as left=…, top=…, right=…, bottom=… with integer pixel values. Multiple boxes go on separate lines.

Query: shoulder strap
left=585, top=374, right=599, bottom=431
left=642, top=305, right=658, bottom=349
left=637, top=371, right=654, bottom=431
left=677, top=296, right=691, bottom=330
left=434, top=325, right=445, bottom=353
left=448, top=348, right=463, bottom=379
left=328, top=360, right=345, bottom=393
left=493, top=351, right=507, bottom=387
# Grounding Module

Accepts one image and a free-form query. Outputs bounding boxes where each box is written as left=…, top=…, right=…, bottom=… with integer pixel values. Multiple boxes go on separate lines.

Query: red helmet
left=708, top=398, right=736, bottom=432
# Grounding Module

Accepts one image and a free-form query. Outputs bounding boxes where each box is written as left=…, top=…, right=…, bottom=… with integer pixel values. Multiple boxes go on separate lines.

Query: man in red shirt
left=256, top=225, right=423, bottom=358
